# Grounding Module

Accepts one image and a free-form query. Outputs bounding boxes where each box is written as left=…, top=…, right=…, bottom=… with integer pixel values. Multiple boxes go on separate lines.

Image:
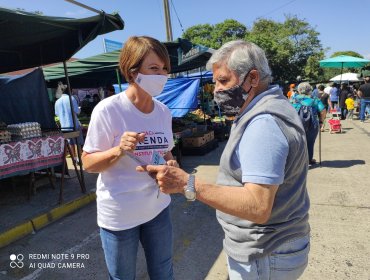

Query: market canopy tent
left=320, top=55, right=370, bottom=84
left=43, top=50, right=122, bottom=88
left=329, top=72, right=363, bottom=82
left=0, top=7, right=124, bottom=73
left=319, top=55, right=370, bottom=68
left=43, top=39, right=213, bottom=87
left=0, top=69, right=56, bottom=129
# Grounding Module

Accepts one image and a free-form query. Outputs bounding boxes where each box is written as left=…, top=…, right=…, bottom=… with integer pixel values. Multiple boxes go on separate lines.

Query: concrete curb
left=0, top=192, right=96, bottom=248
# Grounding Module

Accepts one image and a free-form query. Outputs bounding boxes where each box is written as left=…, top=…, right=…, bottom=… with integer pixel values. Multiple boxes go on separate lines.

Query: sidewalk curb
left=0, top=192, right=96, bottom=249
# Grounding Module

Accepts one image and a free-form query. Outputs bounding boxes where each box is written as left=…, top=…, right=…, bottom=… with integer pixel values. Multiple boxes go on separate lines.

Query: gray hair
left=297, top=82, right=312, bottom=95
left=206, top=40, right=272, bottom=84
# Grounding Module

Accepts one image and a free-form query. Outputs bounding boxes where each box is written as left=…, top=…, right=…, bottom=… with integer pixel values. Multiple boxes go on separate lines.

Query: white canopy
left=329, top=72, right=363, bottom=82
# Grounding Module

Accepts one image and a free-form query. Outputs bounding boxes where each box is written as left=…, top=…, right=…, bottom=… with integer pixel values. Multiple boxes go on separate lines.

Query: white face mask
left=134, top=73, right=168, bottom=96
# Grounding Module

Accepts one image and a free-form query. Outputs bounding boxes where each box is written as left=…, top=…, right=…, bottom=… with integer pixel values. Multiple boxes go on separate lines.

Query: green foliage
left=212, top=19, right=248, bottom=49
left=182, top=16, right=324, bottom=84
left=182, top=19, right=247, bottom=49
left=183, top=16, right=332, bottom=84
left=331, top=51, right=363, bottom=58
left=246, top=15, right=323, bottom=83
left=304, top=52, right=325, bottom=82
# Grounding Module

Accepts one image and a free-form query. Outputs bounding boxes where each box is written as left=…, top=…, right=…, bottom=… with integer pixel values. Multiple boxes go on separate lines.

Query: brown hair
left=119, top=36, right=171, bottom=83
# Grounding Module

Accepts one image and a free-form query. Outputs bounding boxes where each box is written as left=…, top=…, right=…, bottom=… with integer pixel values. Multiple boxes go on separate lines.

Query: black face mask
left=214, top=72, right=252, bottom=116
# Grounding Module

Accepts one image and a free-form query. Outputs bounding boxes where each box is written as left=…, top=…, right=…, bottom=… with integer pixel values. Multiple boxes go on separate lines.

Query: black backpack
left=298, top=104, right=314, bottom=132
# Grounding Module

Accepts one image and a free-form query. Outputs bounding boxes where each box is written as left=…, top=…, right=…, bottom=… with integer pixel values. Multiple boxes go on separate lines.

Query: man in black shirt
left=358, top=76, right=370, bottom=122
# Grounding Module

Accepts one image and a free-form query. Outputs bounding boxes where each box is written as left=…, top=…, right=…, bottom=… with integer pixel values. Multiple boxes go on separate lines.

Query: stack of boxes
left=182, top=125, right=215, bottom=148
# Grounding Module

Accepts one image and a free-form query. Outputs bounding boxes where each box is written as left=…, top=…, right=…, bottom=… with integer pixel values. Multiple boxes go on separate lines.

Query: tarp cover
left=0, top=68, right=56, bottom=129
left=0, top=7, right=124, bottom=73
left=115, top=77, right=200, bottom=118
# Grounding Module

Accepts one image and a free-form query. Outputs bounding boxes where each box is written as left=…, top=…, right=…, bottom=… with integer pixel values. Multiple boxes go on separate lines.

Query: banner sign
left=103, top=38, right=123, bottom=53
left=178, top=45, right=209, bottom=65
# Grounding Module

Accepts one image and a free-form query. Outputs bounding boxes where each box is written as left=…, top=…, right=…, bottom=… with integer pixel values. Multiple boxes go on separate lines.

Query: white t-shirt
left=83, top=92, right=174, bottom=231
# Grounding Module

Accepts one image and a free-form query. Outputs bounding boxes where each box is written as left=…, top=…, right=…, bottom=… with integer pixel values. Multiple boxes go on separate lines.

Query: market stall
left=0, top=6, right=124, bottom=201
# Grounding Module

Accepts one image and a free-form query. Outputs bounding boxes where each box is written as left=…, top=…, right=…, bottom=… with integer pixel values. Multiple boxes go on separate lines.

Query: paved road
left=0, top=143, right=227, bottom=280
left=1, top=118, right=370, bottom=280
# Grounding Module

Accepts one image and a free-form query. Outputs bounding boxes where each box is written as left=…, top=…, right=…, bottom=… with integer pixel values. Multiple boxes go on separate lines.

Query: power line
left=170, top=0, right=184, bottom=33
left=259, top=0, right=299, bottom=18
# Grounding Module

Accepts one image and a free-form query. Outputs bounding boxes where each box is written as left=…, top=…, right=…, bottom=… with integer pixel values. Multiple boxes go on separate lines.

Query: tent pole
left=200, top=68, right=206, bottom=124
left=64, top=0, right=101, bottom=14
left=63, top=61, right=76, bottom=131
left=116, top=69, right=122, bottom=92
left=63, top=60, right=86, bottom=193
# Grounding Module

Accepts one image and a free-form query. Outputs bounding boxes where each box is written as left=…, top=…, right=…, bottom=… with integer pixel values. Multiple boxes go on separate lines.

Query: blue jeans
left=359, top=99, right=370, bottom=121
left=227, top=234, right=310, bottom=280
left=306, top=126, right=319, bottom=162
left=100, top=207, right=174, bottom=280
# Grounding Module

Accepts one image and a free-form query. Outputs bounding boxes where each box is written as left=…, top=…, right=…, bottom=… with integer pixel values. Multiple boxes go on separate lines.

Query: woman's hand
left=166, top=159, right=179, bottom=168
left=119, top=132, right=146, bottom=153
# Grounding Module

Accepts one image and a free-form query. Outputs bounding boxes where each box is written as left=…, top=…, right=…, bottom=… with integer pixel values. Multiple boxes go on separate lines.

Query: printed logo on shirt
left=134, top=130, right=170, bottom=163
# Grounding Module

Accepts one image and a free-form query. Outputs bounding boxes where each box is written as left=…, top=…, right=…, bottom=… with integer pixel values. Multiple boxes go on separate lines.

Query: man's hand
left=136, top=165, right=188, bottom=194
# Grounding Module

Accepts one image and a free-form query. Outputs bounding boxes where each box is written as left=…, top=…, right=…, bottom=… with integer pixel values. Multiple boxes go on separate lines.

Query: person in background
left=358, top=76, right=370, bottom=122
left=54, top=90, right=84, bottom=163
left=293, top=82, right=326, bottom=165
left=287, top=83, right=296, bottom=100
left=311, top=84, right=319, bottom=98
left=91, top=93, right=101, bottom=109
left=317, top=84, right=330, bottom=132
left=140, top=40, right=311, bottom=280
left=329, top=83, right=339, bottom=110
left=318, top=84, right=331, bottom=112
left=339, top=83, right=350, bottom=120
left=82, top=36, right=177, bottom=280
left=105, top=85, right=116, bottom=98
left=80, top=94, right=93, bottom=115
left=345, top=94, right=355, bottom=120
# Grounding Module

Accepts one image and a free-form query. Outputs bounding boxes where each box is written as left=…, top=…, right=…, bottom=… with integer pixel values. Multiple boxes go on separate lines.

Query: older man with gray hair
left=140, top=40, right=310, bottom=279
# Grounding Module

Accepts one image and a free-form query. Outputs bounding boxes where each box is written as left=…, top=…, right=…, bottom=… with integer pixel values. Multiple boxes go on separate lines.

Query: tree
left=331, top=51, right=363, bottom=58
left=182, top=24, right=214, bottom=48
left=304, top=52, right=325, bottom=82
left=211, top=19, right=248, bottom=49
left=246, top=16, right=324, bottom=84
left=183, top=16, right=324, bottom=84
left=182, top=19, right=247, bottom=49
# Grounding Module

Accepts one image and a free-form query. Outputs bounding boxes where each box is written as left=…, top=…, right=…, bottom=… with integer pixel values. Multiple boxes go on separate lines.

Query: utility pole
left=163, top=0, right=173, bottom=42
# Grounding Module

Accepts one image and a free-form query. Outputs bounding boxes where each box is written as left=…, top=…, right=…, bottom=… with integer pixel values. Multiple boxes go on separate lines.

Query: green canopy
left=0, top=7, right=124, bottom=73
left=43, top=50, right=121, bottom=87
left=43, top=39, right=213, bottom=88
left=319, top=55, right=370, bottom=68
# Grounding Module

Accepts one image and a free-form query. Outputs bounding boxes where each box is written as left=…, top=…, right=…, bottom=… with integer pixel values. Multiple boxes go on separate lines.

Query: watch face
left=185, top=190, right=196, bottom=201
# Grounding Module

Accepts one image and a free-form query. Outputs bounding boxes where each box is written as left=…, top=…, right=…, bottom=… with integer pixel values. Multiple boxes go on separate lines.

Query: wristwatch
left=184, top=174, right=196, bottom=201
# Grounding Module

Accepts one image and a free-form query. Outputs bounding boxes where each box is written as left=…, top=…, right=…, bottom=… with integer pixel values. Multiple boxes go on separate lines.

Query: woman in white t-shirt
left=82, top=36, right=178, bottom=280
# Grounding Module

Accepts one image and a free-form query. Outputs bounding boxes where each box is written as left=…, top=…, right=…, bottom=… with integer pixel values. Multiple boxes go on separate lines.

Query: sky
left=1, top=0, right=370, bottom=60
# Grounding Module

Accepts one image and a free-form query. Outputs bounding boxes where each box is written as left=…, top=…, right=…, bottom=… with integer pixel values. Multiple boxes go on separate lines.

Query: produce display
left=184, top=109, right=211, bottom=122
left=7, top=122, right=42, bottom=140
